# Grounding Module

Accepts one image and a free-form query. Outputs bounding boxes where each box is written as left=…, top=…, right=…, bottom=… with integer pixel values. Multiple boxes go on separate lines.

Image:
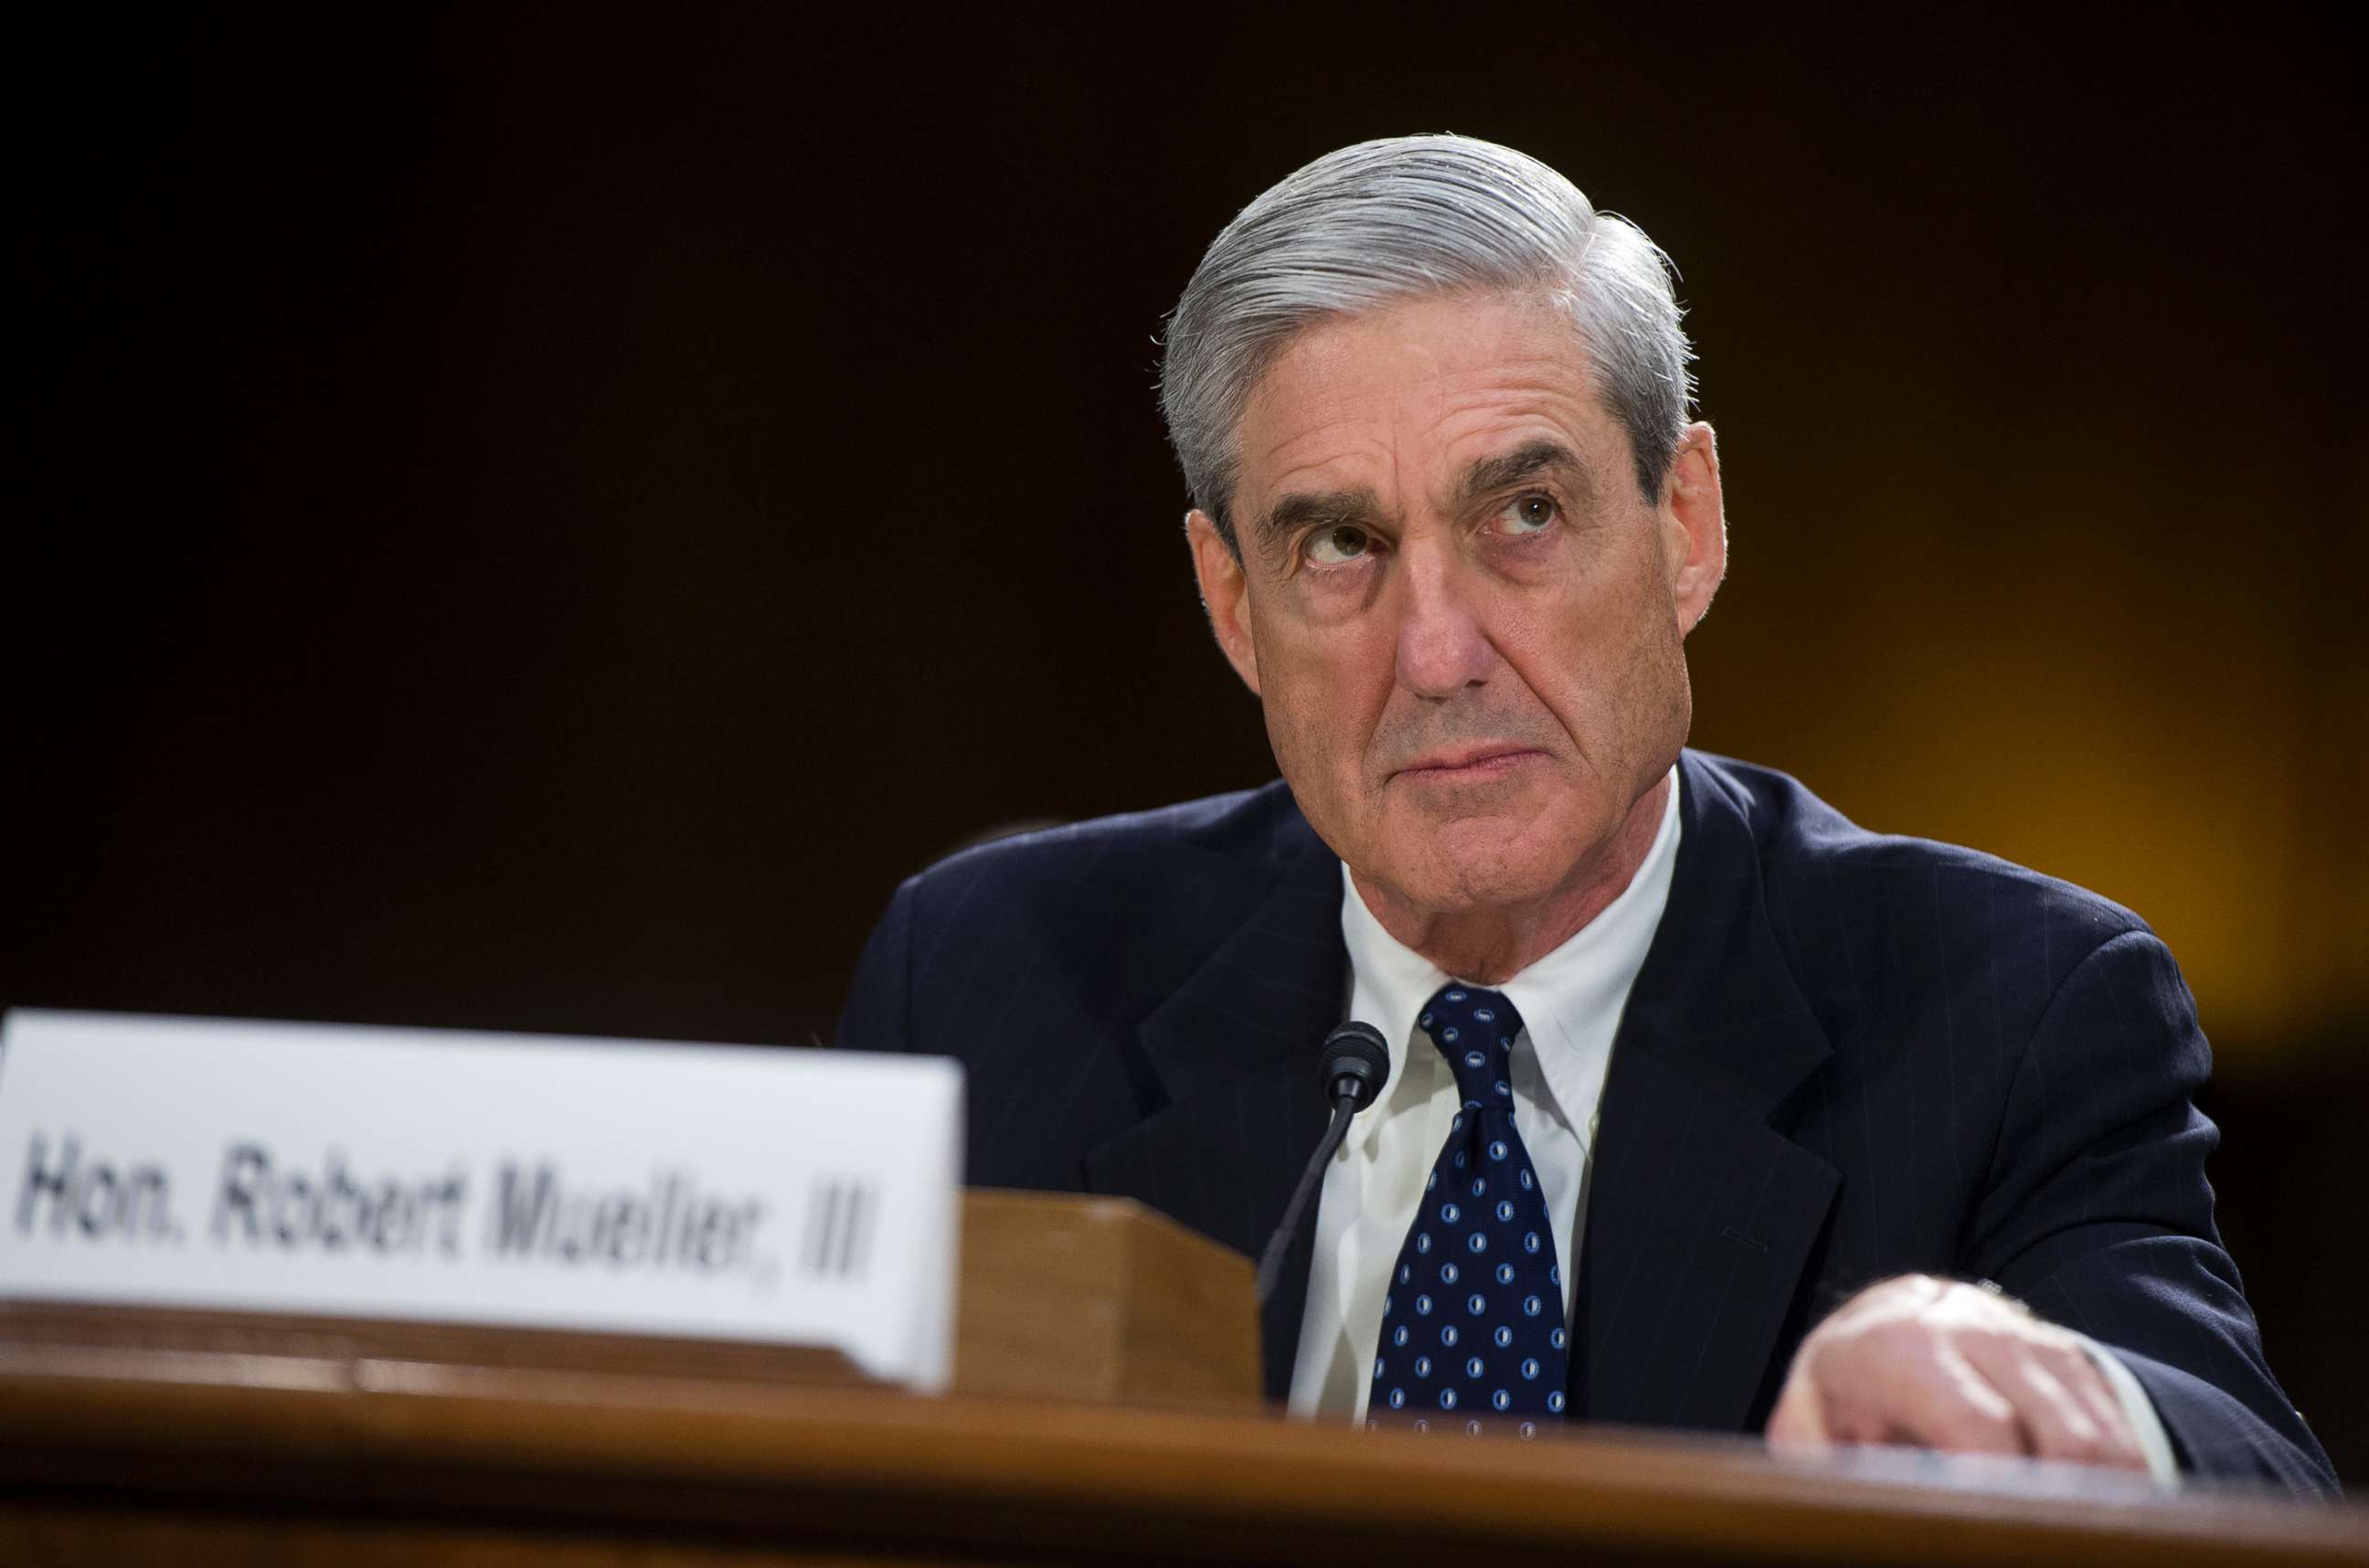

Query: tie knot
left=1418, top=985, right=1522, bottom=1109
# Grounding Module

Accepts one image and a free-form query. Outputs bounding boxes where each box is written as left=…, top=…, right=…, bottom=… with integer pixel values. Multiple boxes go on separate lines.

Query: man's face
left=1187, top=291, right=1726, bottom=919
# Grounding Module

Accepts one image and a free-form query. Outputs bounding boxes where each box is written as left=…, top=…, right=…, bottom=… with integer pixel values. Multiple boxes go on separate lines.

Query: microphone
left=1253, top=1022, right=1392, bottom=1307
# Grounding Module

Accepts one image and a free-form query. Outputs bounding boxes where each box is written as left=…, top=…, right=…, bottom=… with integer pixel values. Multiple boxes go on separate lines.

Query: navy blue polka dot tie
left=1369, top=985, right=1569, bottom=1436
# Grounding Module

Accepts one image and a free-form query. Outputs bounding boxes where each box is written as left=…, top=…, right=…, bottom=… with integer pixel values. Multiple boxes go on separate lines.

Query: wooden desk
left=0, top=1328, right=2361, bottom=1567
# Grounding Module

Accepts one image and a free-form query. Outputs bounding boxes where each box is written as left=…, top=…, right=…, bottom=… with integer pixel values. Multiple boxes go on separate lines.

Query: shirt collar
left=1337, top=768, right=1684, bottom=1152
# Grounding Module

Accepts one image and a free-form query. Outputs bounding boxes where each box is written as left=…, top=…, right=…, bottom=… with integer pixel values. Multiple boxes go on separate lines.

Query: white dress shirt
left=1283, top=768, right=2177, bottom=1483
left=1288, top=772, right=1681, bottom=1419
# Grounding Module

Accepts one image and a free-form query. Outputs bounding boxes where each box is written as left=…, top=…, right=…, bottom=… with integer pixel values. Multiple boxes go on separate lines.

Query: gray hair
left=1159, top=134, right=1694, bottom=556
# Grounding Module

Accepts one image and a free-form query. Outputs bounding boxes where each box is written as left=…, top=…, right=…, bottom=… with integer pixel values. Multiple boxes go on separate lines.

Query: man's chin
left=1375, top=816, right=1568, bottom=912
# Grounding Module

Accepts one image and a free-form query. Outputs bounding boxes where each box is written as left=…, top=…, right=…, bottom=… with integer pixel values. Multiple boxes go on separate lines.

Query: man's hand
left=1767, top=1275, right=2147, bottom=1470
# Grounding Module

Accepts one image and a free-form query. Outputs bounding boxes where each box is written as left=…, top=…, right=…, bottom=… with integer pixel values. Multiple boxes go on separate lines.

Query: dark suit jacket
left=837, top=751, right=2334, bottom=1495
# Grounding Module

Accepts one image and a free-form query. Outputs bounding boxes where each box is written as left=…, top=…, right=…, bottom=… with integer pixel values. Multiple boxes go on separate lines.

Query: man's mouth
left=1391, top=746, right=1545, bottom=783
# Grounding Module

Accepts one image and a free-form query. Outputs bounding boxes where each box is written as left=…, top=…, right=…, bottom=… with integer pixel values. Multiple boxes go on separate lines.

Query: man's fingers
left=1804, top=1333, right=2026, bottom=1457
left=1881, top=1344, right=2028, bottom=1455
left=1763, top=1277, right=2151, bottom=1473
left=2056, top=1347, right=2148, bottom=1467
left=1971, top=1337, right=2148, bottom=1470
left=1951, top=1332, right=2105, bottom=1462
left=1766, top=1366, right=1832, bottom=1456
left=2044, top=1343, right=2146, bottom=1468
left=2027, top=1345, right=2141, bottom=1468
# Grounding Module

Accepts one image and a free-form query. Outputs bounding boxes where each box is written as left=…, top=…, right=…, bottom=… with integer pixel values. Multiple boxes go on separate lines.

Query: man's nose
left=1393, top=540, right=1496, bottom=699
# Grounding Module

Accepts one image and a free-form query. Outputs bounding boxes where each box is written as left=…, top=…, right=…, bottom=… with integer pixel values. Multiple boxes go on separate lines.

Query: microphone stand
left=1254, top=1088, right=1361, bottom=1306
left=1253, top=1021, right=1391, bottom=1308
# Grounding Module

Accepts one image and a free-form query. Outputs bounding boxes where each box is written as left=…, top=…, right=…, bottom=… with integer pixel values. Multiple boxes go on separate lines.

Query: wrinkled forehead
left=1232, top=292, right=1611, bottom=513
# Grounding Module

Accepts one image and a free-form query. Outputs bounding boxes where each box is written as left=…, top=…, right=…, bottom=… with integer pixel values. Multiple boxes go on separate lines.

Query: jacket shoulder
left=907, top=779, right=1318, bottom=917
left=1682, top=751, right=2162, bottom=1055
left=836, top=780, right=1329, bottom=1116
left=1688, top=750, right=2151, bottom=948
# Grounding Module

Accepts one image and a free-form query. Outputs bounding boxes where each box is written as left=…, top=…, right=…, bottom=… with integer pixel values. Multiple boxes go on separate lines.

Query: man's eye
left=1494, top=493, right=1558, bottom=535
left=1304, top=524, right=1375, bottom=566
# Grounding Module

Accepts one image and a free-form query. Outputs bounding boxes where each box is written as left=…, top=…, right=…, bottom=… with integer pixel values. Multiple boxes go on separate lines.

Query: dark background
left=10, top=11, right=2363, bottom=1478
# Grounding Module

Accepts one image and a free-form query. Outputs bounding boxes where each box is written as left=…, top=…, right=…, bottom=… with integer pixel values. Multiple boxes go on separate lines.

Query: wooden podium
left=1, top=1191, right=2360, bottom=1566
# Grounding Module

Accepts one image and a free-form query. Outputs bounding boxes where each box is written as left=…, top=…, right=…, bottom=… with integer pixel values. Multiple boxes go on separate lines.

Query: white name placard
left=0, top=1010, right=963, bottom=1390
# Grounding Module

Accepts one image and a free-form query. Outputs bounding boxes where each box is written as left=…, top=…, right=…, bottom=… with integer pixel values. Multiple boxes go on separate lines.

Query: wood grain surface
left=0, top=1192, right=2359, bottom=1565
left=1, top=1324, right=2362, bottom=1565
left=954, top=1188, right=1259, bottom=1407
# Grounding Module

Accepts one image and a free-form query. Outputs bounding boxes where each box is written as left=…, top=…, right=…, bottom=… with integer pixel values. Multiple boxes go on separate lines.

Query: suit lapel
left=1572, top=754, right=1842, bottom=1432
left=1080, top=820, right=1345, bottom=1401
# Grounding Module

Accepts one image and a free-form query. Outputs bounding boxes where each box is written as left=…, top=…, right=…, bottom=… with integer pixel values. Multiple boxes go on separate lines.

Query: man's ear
left=1660, top=421, right=1728, bottom=635
left=1185, top=508, right=1261, bottom=695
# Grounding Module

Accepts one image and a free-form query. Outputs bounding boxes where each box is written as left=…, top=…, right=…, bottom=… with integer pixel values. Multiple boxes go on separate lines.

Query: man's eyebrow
left=1252, top=485, right=1385, bottom=555
left=1450, top=439, right=1593, bottom=507
left=1247, top=441, right=1587, bottom=554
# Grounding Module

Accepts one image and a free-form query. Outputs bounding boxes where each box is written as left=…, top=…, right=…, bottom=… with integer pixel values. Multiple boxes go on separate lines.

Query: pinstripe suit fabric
left=836, top=750, right=2333, bottom=1495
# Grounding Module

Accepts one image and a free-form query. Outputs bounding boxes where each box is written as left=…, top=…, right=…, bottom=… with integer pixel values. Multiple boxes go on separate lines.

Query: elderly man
left=837, top=135, right=2331, bottom=1492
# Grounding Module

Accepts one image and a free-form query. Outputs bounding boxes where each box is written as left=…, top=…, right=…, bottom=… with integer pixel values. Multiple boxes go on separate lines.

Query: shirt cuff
left=2070, top=1330, right=2180, bottom=1487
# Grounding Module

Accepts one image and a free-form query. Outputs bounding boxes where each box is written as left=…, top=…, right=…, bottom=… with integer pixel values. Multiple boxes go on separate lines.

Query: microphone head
left=1319, top=1021, right=1391, bottom=1111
